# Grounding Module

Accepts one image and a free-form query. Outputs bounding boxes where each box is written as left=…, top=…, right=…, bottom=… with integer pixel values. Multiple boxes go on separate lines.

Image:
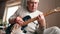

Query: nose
left=32, top=3, right=35, bottom=7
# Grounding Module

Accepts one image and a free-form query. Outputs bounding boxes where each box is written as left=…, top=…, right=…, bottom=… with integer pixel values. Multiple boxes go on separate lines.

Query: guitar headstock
left=52, top=7, right=60, bottom=13
left=45, top=7, right=60, bottom=16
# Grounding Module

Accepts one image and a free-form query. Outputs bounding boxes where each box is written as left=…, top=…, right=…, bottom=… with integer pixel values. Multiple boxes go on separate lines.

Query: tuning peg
left=54, top=7, right=60, bottom=11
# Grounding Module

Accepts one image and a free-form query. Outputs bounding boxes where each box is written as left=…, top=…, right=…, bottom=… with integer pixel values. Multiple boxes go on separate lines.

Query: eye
left=30, top=2, right=34, bottom=4
left=34, top=2, right=36, bottom=4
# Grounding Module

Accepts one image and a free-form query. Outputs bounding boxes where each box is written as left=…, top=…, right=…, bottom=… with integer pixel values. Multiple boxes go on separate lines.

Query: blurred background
left=0, top=0, right=60, bottom=34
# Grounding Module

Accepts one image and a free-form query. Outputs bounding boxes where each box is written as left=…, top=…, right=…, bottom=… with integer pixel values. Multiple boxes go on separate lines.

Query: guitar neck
left=23, top=17, right=37, bottom=26
left=23, top=11, right=56, bottom=26
left=44, top=11, right=55, bottom=16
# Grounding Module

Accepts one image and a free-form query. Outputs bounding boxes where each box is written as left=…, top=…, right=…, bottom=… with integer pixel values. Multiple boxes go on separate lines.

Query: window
left=7, top=6, right=19, bottom=23
left=3, top=6, right=19, bottom=24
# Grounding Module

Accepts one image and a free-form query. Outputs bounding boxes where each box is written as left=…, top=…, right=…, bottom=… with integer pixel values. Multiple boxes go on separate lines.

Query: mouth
left=32, top=8, right=36, bottom=10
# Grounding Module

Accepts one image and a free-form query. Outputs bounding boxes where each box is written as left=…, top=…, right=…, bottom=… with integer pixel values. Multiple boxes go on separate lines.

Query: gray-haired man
left=6, top=0, right=60, bottom=34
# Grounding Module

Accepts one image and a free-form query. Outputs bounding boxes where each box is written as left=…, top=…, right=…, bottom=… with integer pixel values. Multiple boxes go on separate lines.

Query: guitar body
left=23, top=15, right=31, bottom=21
left=6, top=15, right=31, bottom=34
left=21, top=15, right=31, bottom=33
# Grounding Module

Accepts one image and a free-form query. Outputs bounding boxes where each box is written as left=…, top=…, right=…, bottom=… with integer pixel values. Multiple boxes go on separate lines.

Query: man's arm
left=9, top=7, right=23, bottom=24
left=9, top=10, right=19, bottom=24
left=38, top=13, right=46, bottom=28
left=37, top=13, right=46, bottom=34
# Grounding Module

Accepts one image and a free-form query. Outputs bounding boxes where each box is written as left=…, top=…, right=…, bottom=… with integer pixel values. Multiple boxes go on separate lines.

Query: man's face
left=27, top=0, right=39, bottom=12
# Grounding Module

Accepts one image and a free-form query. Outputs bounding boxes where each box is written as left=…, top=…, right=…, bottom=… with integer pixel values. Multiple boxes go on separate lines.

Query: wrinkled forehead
left=27, top=0, right=39, bottom=2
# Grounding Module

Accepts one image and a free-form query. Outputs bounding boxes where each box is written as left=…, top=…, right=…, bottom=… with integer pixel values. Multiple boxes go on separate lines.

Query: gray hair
left=21, top=0, right=39, bottom=8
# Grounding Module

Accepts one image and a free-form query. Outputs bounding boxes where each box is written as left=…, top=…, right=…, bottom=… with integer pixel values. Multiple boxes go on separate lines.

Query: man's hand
left=15, top=17, right=24, bottom=26
left=37, top=14, right=46, bottom=28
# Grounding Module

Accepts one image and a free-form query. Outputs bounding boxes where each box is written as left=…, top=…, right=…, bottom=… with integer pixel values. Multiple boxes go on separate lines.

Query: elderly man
left=7, top=0, right=46, bottom=34
left=6, top=0, right=60, bottom=34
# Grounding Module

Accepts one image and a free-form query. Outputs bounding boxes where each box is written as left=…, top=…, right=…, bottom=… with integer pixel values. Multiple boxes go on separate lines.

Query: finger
left=38, top=15, right=41, bottom=19
left=39, top=15, right=41, bottom=18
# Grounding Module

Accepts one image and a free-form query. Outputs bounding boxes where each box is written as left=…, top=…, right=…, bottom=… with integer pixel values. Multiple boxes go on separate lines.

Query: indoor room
left=0, top=0, right=60, bottom=34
